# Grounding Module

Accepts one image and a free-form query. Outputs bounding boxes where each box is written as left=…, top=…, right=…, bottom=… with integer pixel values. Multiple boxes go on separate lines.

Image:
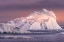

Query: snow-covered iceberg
left=0, top=9, right=62, bottom=33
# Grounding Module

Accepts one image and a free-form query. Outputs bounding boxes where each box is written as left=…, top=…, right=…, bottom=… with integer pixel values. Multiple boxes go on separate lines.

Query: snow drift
left=0, top=9, right=62, bottom=33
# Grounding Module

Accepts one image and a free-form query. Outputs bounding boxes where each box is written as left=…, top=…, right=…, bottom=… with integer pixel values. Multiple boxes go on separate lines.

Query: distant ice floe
left=0, top=35, right=32, bottom=39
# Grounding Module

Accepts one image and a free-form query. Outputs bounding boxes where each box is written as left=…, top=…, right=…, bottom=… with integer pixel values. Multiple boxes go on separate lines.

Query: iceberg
left=0, top=9, right=62, bottom=33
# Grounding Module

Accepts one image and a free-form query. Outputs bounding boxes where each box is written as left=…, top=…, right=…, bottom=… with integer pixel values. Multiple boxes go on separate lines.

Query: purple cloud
left=0, top=0, right=64, bottom=10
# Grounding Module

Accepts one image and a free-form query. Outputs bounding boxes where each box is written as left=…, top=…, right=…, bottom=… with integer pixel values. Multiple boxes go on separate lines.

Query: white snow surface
left=0, top=9, right=62, bottom=33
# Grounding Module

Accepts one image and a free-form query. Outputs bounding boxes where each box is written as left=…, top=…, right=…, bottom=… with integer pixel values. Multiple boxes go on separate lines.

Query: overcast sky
left=0, top=0, right=64, bottom=10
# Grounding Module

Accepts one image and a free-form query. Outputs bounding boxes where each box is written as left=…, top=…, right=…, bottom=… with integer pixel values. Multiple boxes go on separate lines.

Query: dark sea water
left=0, top=33, right=64, bottom=42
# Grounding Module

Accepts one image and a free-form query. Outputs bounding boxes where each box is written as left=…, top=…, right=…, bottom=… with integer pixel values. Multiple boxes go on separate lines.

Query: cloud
left=0, top=0, right=39, bottom=5
left=0, top=0, right=64, bottom=13
left=0, top=0, right=64, bottom=10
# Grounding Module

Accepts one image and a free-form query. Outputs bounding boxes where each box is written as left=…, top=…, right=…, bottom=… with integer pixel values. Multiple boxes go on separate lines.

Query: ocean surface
left=0, top=33, right=64, bottom=42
